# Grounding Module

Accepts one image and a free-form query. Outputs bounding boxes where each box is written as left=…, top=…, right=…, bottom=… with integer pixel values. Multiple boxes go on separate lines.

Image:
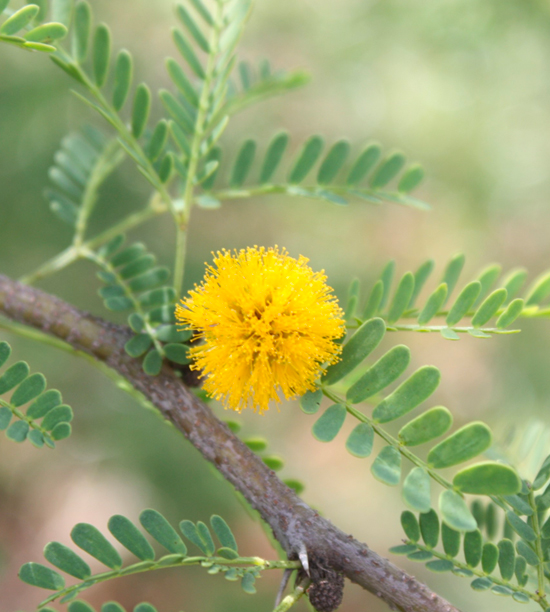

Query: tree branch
left=0, top=274, right=461, bottom=612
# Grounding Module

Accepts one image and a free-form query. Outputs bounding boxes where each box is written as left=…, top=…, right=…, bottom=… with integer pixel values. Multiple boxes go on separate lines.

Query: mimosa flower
left=175, top=246, right=345, bottom=413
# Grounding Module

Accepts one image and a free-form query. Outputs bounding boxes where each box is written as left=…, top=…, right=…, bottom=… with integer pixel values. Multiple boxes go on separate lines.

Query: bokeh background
left=2, top=0, right=550, bottom=610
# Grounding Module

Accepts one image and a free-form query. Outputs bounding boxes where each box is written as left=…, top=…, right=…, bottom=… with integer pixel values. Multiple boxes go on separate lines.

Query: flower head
left=176, top=246, right=345, bottom=413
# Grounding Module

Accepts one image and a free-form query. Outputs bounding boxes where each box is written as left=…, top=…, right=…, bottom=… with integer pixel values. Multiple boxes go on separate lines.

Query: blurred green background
left=2, top=0, right=550, bottom=610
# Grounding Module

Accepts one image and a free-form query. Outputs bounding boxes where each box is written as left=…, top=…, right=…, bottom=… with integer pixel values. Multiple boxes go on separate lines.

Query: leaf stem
left=37, top=553, right=301, bottom=607
left=173, top=1, right=225, bottom=297
left=528, top=489, right=547, bottom=606
left=20, top=195, right=167, bottom=285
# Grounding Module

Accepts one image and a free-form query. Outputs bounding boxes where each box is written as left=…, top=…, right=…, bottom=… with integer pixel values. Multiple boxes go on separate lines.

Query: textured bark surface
left=0, top=274, right=461, bottom=612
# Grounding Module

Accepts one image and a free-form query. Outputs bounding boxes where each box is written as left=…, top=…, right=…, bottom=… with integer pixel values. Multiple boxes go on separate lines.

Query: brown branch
left=0, top=274, right=461, bottom=612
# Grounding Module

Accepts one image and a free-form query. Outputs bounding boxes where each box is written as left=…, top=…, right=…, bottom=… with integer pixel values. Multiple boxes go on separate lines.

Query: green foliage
left=19, top=509, right=279, bottom=608
left=0, top=1, right=67, bottom=52
left=45, top=126, right=124, bottom=231
left=199, top=134, right=428, bottom=210
left=348, top=256, right=550, bottom=340
left=0, top=341, right=73, bottom=448
left=302, top=321, right=524, bottom=533
left=90, top=235, right=192, bottom=375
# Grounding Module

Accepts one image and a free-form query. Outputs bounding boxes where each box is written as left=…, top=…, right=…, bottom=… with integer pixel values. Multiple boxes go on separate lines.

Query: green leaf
left=44, top=542, right=91, bottom=579
left=425, top=559, right=453, bottom=573
left=473, top=263, right=502, bottom=307
left=172, top=28, right=204, bottom=78
left=165, top=58, right=198, bottom=107
left=132, top=84, right=151, bottom=139
left=453, top=463, right=521, bottom=496
left=389, top=544, right=417, bottom=555
left=440, top=328, right=459, bottom=341
left=10, top=373, right=46, bottom=407
left=481, top=542, right=499, bottom=574
left=139, top=287, right=176, bottom=309
left=299, top=388, right=322, bottom=414
left=371, top=445, right=401, bottom=486
left=42, top=405, right=73, bottom=431
left=6, top=420, right=29, bottom=442
left=27, top=389, right=63, bottom=419
left=347, top=345, right=411, bottom=404
left=68, top=603, right=95, bottom=612
left=441, top=253, right=465, bottom=303
left=284, top=479, right=305, bottom=494
left=112, top=50, right=133, bottom=111
left=146, top=120, right=169, bottom=162
left=373, top=366, right=440, bottom=424
left=439, top=490, right=477, bottom=532
left=19, top=562, right=65, bottom=590
left=244, top=437, right=268, bottom=452
left=312, top=404, right=346, bottom=442
left=260, top=131, right=289, bottom=183
left=525, top=271, right=550, bottom=306
left=379, top=260, right=395, bottom=310
left=143, top=349, right=163, bottom=376
left=25, top=23, right=68, bottom=42
left=407, top=550, right=433, bottom=561
left=442, top=523, right=461, bottom=557
left=176, top=4, right=209, bottom=52
left=155, top=325, right=191, bottom=343
left=179, top=520, right=208, bottom=554
left=317, top=140, right=350, bottom=184
left=502, top=268, right=527, bottom=301
left=345, top=422, right=374, bottom=458
left=0, top=406, right=11, bottom=430
left=241, top=572, right=256, bottom=594
left=92, top=24, right=111, bottom=87
left=218, top=547, right=239, bottom=559
left=125, top=334, right=153, bottom=358
left=419, top=509, right=439, bottom=548
left=409, top=260, right=435, bottom=308
left=370, top=151, right=406, bottom=189
left=387, top=272, right=415, bottom=324
left=505, top=511, right=536, bottom=542
left=403, top=468, right=430, bottom=513
left=398, top=164, right=424, bottom=193
left=0, top=341, right=11, bottom=368
left=427, top=422, right=492, bottom=469
left=163, top=344, right=190, bottom=365
left=401, top=510, right=420, bottom=542
left=28, top=430, right=45, bottom=448
left=108, top=515, right=155, bottom=561
left=533, top=454, right=550, bottom=490
left=496, top=298, right=524, bottom=329
left=0, top=5, right=39, bottom=36
left=127, top=268, right=170, bottom=293
left=190, top=0, right=214, bottom=25
left=347, top=143, right=381, bottom=185
left=0, top=361, right=30, bottom=394
left=211, top=515, right=238, bottom=552
left=472, top=288, right=507, bottom=327
left=361, top=282, right=382, bottom=320
left=323, top=317, right=385, bottom=385
left=231, top=139, right=256, bottom=187
left=445, top=281, right=481, bottom=326
left=516, top=540, right=539, bottom=566
left=263, top=455, right=284, bottom=470
left=417, top=283, right=447, bottom=325
left=134, top=605, right=157, bottom=612
left=288, top=135, right=324, bottom=183
left=73, top=1, right=91, bottom=62
left=464, top=529, right=482, bottom=567
left=514, top=554, right=527, bottom=585
left=470, top=577, right=492, bottom=591
left=139, top=509, right=187, bottom=555
left=71, top=523, right=122, bottom=569
left=398, top=406, right=452, bottom=447
left=51, top=0, right=73, bottom=27
left=51, top=422, right=71, bottom=440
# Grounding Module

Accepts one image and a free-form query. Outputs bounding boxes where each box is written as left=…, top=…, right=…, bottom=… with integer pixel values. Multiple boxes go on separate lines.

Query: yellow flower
left=175, top=246, right=345, bottom=413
